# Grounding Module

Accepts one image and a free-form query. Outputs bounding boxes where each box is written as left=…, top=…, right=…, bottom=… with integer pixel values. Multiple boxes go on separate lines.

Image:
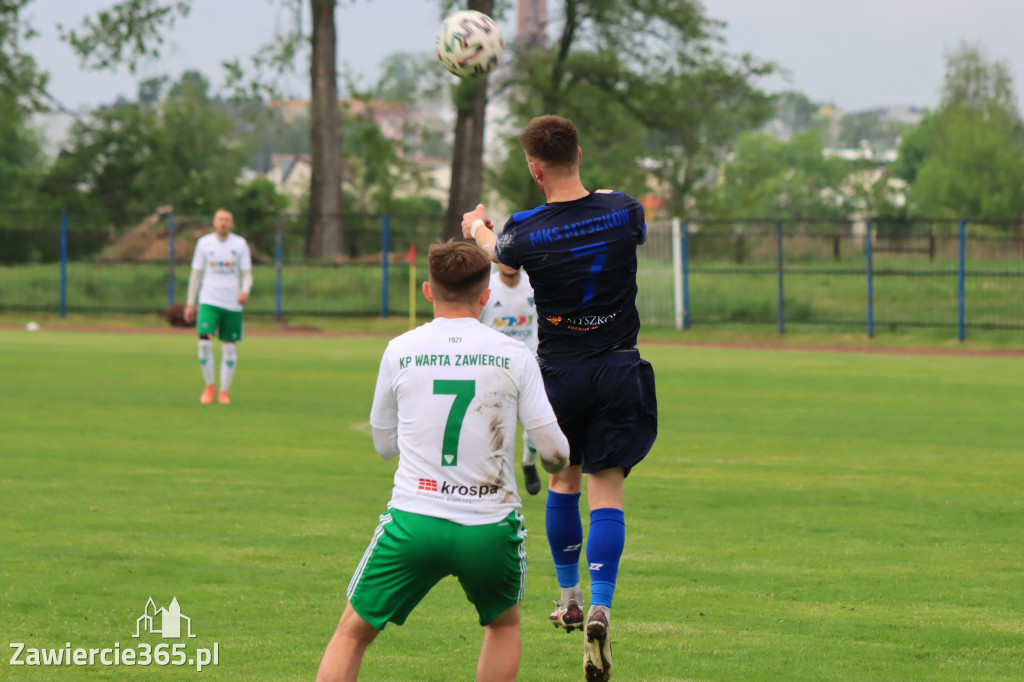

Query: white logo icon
left=134, top=597, right=196, bottom=639
left=589, top=562, right=604, bottom=571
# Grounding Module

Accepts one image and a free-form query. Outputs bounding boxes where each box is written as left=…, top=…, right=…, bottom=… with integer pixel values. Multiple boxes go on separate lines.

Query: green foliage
left=37, top=71, right=266, bottom=227
left=0, top=0, right=49, bottom=109
left=770, top=91, right=820, bottom=134
left=893, top=42, right=1024, bottom=222
left=699, top=130, right=852, bottom=220
left=494, top=0, right=775, bottom=215
left=909, top=105, right=1024, bottom=220
left=888, top=113, right=939, bottom=185
left=0, top=87, right=44, bottom=206
left=940, top=41, right=1021, bottom=120
left=58, top=0, right=191, bottom=73
left=41, top=103, right=155, bottom=223
left=342, top=107, right=404, bottom=213
left=372, top=52, right=450, bottom=108
left=837, top=110, right=912, bottom=151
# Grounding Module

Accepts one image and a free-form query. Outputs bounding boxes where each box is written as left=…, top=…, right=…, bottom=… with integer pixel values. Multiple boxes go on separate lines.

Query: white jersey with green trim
left=191, top=232, right=252, bottom=312
left=370, top=317, right=558, bottom=525
left=481, top=271, right=538, bottom=354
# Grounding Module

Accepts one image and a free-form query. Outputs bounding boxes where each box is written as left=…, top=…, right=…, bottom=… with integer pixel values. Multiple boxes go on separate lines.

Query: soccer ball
left=436, top=10, right=504, bottom=78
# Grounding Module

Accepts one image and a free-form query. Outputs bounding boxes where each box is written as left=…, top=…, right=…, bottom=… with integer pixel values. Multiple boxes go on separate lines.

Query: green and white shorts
left=197, top=304, right=243, bottom=342
left=347, top=507, right=527, bottom=629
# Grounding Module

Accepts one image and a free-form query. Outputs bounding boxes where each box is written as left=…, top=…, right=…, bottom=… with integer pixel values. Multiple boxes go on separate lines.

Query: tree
left=441, top=0, right=496, bottom=242
left=892, top=42, right=1024, bottom=221
left=41, top=71, right=255, bottom=225
left=1, top=0, right=50, bottom=110
left=305, top=0, right=344, bottom=258
left=770, top=91, right=820, bottom=137
left=837, top=110, right=911, bottom=153
left=909, top=105, right=1024, bottom=221
left=940, top=41, right=1020, bottom=120
left=56, top=0, right=347, bottom=258
left=495, top=0, right=776, bottom=216
left=0, top=88, right=44, bottom=208
left=699, top=130, right=852, bottom=220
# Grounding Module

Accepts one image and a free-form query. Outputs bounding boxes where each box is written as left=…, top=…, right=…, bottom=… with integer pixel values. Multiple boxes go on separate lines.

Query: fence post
left=682, top=221, right=691, bottom=330
left=59, top=209, right=68, bottom=318
left=865, top=219, right=874, bottom=338
left=671, top=219, right=683, bottom=330
left=381, top=215, right=390, bottom=318
left=736, top=232, right=745, bottom=264
left=167, top=211, right=176, bottom=305
left=957, top=218, right=966, bottom=342
left=777, top=221, right=785, bottom=334
left=274, top=213, right=284, bottom=320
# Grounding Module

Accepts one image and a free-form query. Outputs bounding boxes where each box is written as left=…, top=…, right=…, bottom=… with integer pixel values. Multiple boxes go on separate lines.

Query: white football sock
left=197, top=339, right=214, bottom=386
left=219, top=342, right=237, bottom=393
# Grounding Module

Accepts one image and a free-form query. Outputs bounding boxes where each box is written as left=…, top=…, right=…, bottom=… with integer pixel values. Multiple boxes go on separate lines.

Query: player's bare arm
left=462, top=204, right=499, bottom=260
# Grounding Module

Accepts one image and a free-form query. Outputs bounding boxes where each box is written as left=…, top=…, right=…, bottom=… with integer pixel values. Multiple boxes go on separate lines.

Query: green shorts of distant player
left=347, top=508, right=526, bottom=629
left=197, top=304, right=243, bottom=342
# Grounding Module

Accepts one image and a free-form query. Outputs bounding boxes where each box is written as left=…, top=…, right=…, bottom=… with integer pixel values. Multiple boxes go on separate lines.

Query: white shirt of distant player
left=370, top=317, right=558, bottom=525
left=481, top=270, right=538, bottom=354
left=191, top=232, right=253, bottom=312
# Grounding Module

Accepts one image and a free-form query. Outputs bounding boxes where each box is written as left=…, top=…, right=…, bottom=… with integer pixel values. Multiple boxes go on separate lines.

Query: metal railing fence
left=1, top=211, right=1021, bottom=339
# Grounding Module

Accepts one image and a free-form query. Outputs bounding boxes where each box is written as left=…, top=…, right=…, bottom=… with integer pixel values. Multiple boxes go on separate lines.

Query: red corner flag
left=405, top=243, right=416, bottom=265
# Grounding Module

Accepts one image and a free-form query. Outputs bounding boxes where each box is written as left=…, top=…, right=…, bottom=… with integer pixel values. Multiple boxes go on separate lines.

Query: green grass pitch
left=1, top=328, right=1022, bottom=680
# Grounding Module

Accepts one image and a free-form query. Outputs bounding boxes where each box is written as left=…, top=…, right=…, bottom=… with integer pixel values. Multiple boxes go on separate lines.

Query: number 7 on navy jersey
left=433, top=380, right=475, bottom=466
left=570, top=242, right=608, bottom=309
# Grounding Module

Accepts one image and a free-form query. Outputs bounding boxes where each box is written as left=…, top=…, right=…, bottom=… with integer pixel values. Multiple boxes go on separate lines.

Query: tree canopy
left=893, top=42, right=1024, bottom=222
left=492, top=0, right=776, bottom=216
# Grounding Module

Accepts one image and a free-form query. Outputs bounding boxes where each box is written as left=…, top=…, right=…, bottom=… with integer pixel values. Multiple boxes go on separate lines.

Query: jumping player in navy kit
left=462, top=114, right=657, bottom=682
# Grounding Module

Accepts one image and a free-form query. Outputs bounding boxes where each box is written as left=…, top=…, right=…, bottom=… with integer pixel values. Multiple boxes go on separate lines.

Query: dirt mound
left=97, top=210, right=211, bottom=264
left=97, top=209, right=269, bottom=264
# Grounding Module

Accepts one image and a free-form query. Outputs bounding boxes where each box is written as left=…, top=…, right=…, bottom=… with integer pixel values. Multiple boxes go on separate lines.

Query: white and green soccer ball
left=436, top=10, right=504, bottom=78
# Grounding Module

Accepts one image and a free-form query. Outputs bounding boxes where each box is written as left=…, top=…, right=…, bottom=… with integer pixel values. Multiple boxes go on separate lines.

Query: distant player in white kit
left=183, top=208, right=253, bottom=405
left=316, top=241, right=569, bottom=682
left=480, top=263, right=543, bottom=495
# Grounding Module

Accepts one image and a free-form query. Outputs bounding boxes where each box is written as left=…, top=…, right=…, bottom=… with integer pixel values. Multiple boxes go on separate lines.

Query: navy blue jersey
left=494, top=191, right=647, bottom=363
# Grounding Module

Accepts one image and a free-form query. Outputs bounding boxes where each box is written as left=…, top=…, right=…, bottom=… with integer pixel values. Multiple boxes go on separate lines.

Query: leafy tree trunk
left=443, top=0, right=493, bottom=242
left=306, top=0, right=344, bottom=258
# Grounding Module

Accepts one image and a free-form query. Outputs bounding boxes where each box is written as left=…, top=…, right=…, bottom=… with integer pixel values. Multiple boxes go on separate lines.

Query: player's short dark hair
left=520, top=115, right=579, bottom=167
left=428, top=240, right=491, bottom=304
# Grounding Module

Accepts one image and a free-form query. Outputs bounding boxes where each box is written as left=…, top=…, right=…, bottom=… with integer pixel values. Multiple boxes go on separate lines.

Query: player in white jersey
left=480, top=264, right=544, bottom=495
left=316, top=241, right=569, bottom=682
left=183, top=209, right=253, bottom=405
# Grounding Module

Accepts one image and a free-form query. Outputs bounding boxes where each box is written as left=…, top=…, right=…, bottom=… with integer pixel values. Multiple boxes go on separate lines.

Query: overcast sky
left=25, top=0, right=1024, bottom=113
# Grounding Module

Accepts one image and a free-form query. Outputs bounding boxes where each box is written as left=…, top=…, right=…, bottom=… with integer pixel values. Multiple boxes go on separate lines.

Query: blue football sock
left=587, top=507, right=625, bottom=608
left=546, top=490, right=583, bottom=588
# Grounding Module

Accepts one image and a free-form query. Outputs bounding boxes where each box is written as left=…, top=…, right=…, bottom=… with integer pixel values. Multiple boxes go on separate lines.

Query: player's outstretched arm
left=526, top=422, right=569, bottom=474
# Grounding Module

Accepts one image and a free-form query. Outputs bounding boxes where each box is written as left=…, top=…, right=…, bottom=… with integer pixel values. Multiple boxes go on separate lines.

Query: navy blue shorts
left=539, top=349, right=657, bottom=475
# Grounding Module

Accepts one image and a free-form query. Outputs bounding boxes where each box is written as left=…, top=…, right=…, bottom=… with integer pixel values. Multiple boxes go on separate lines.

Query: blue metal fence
left=1, top=211, right=1022, bottom=338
